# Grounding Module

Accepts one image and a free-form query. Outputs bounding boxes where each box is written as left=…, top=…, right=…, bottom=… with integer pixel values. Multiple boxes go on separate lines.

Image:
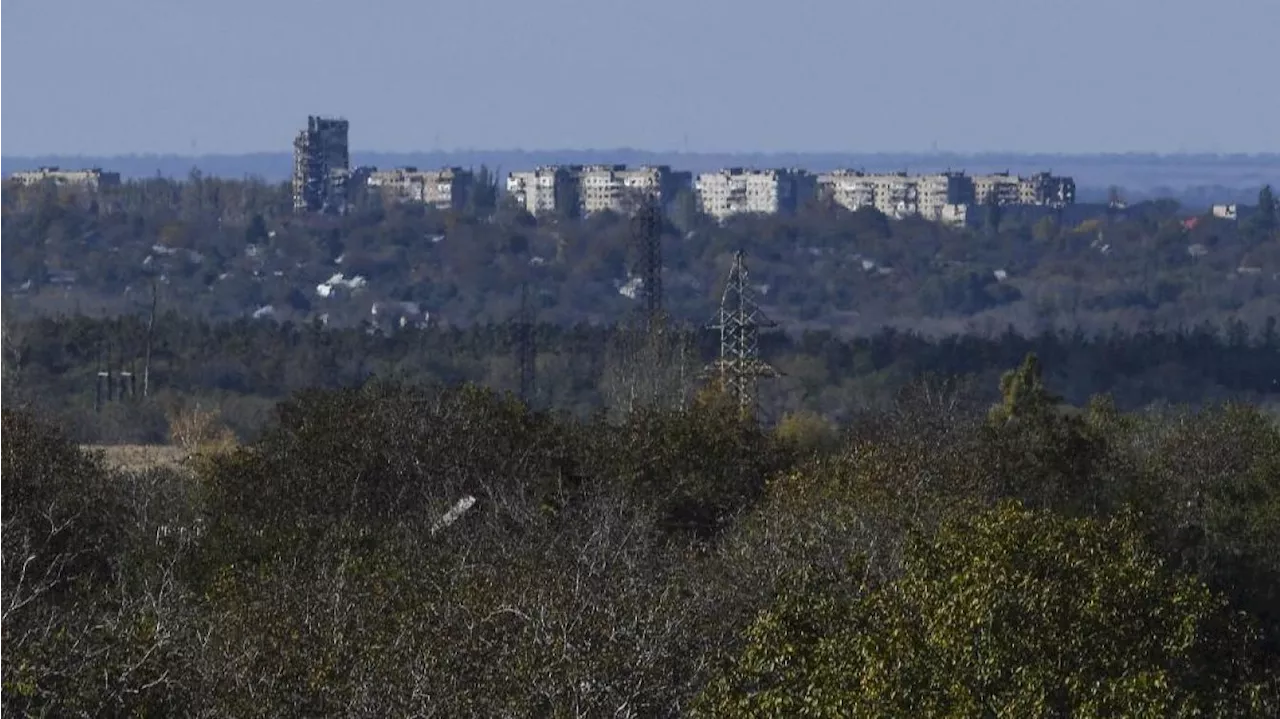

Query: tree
left=599, top=318, right=697, bottom=420
left=774, top=409, right=838, bottom=454
left=982, top=354, right=1116, bottom=514
left=988, top=352, right=1061, bottom=425
left=244, top=213, right=269, bottom=245
left=1249, top=184, right=1276, bottom=238
left=696, top=503, right=1278, bottom=717
left=1, top=311, right=29, bottom=407
left=984, top=189, right=1004, bottom=235
left=670, top=187, right=702, bottom=234
left=467, top=165, right=500, bottom=217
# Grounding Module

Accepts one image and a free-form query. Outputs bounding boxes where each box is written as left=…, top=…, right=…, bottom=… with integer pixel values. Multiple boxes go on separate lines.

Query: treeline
left=4, top=357, right=1280, bottom=715
left=5, top=313, right=1279, bottom=443
left=4, top=176, right=1279, bottom=335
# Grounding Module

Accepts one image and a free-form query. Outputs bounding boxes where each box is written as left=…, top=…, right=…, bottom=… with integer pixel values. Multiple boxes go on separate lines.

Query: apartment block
left=971, top=173, right=1021, bottom=207
left=816, top=170, right=877, bottom=212
left=9, top=166, right=121, bottom=190
left=816, top=171, right=973, bottom=222
left=578, top=164, right=692, bottom=215
left=292, top=115, right=350, bottom=214
left=506, top=164, right=691, bottom=217
left=972, top=172, right=1074, bottom=208
left=366, top=166, right=473, bottom=210
left=506, top=166, right=580, bottom=216
left=696, top=168, right=816, bottom=221
left=1019, top=171, right=1076, bottom=207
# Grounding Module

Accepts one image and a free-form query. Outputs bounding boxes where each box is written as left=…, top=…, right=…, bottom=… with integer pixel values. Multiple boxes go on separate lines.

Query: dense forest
left=3, top=177, right=1278, bottom=336
left=4, top=313, right=1280, bottom=443
left=5, top=356, right=1280, bottom=715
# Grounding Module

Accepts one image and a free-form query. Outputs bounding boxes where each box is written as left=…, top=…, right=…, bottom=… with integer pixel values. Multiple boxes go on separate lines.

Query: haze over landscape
left=5, top=2, right=1280, bottom=716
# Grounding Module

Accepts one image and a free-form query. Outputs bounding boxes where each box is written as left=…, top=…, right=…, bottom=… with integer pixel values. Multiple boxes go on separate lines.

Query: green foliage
left=200, top=382, right=579, bottom=544
left=1, top=410, right=125, bottom=596
left=5, top=352, right=1280, bottom=714
left=981, top=353, right=1116, bottom=514
left=592, top=387, right=793, bottom=537
left=774, top=409, right=839, bottom=454
left=1133, top=403, right=1280, bottom=648
left=9, top=313, right=1280, bottom=445
left=2, top=411, right=203, bottom=716
left=696, top=503, right=1277, bottom=717
left=988, top=352, right=1061, bottom=424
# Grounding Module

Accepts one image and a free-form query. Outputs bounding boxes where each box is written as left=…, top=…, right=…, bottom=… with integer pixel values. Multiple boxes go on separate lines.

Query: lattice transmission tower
left=705, top=250, right=778, bottom=421
left=630, top=192, right=664, bottom=328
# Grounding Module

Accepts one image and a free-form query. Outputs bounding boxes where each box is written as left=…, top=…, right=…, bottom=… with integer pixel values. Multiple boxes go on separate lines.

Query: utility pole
left=515, top=282, right=536, bottom=406
left=143, top=278, right=157, bottom=398
left=704, top=250, right=778, bottom=422
left=115, top=315, right=134, bottom=401
left=95, top=341, right=107, bottom=413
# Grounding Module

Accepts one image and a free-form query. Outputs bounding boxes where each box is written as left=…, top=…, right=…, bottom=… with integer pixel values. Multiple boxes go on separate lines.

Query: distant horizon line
left=6, top=149, right=1280, bottom=160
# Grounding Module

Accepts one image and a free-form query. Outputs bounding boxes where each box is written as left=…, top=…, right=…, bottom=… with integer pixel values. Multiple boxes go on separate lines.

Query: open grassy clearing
left=82, top=444, right=190, bottom=473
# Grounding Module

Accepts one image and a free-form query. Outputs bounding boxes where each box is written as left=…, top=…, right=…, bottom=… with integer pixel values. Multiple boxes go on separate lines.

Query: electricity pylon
left=630, top=192, right=664, bottom=329
left=704, top=250, right=777, bottom=421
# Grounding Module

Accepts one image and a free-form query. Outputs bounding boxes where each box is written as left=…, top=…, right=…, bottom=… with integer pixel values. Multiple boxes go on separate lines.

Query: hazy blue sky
left=4, top=0, right=1278, bottom=155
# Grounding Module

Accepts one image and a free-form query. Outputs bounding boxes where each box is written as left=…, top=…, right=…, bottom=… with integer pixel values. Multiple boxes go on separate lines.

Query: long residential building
left=816, top=170, right=1074, bottom=224
left=580, top=164, right=692, bottom=215
left=816, top=170, right=973, bottom=221
left=972, top=171, right=1075, bottom=207
left=366, top=166, right=473, bottom=210
left=505, top=165, right=1075, bottom=223
left=506, top=164, right=691, bottom=216
left=8, top=166, right=121, bottom=190
left=695, top=168, right=817, bottom=221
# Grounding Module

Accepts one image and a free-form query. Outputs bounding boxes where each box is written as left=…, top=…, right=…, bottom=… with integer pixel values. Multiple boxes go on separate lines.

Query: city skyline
left=4, top=0, right=1280, bottom=156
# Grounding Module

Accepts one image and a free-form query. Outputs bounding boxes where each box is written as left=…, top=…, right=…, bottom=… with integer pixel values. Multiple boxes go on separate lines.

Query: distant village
left=7, top=115, right=1274, bottom=229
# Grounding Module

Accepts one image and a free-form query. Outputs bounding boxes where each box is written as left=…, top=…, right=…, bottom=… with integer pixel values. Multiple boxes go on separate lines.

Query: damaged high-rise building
left=292, top=116, right=350, bottom=214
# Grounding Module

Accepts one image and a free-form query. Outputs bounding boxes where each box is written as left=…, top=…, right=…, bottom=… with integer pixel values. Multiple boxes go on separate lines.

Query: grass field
left=83, top=444, right=190, bottom=473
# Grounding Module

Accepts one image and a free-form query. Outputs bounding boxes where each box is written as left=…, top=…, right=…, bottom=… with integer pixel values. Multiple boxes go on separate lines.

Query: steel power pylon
left=705, top=250, right=778, bottom=421
left=630, top=193, right=664, bottom=328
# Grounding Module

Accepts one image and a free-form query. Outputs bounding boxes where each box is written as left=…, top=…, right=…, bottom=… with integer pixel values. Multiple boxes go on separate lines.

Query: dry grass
left=84, top=444, right=190, bottom=473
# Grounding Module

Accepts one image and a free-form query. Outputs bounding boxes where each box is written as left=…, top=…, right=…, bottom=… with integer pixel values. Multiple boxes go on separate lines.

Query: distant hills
left=4, top=150, right=1277, bottom=202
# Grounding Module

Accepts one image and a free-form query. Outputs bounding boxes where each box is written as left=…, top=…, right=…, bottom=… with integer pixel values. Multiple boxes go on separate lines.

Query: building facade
left=695, top=168, right=816, bottom=221
left=292, top=116, right=350, bottom=214
left=366, top=166, right=474, bottom=210
left=971, top=173, right=1021, bottom=207
left=502, top=163, right=1073, bottom=225
left=506, top=164, right=690, bottom=216
left=972, top=172, right=1074, bottom=208
left=1018, top=171, right=1076, bottom=207
left=579, top=164, right=691, bottom=215
left=506, top=166, right=580, bottom=216
left=816, top=170, right=877, bottom=213
left=9, top=166, right=121, bottom=190
left=816, top=171, right=973, bottom=222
